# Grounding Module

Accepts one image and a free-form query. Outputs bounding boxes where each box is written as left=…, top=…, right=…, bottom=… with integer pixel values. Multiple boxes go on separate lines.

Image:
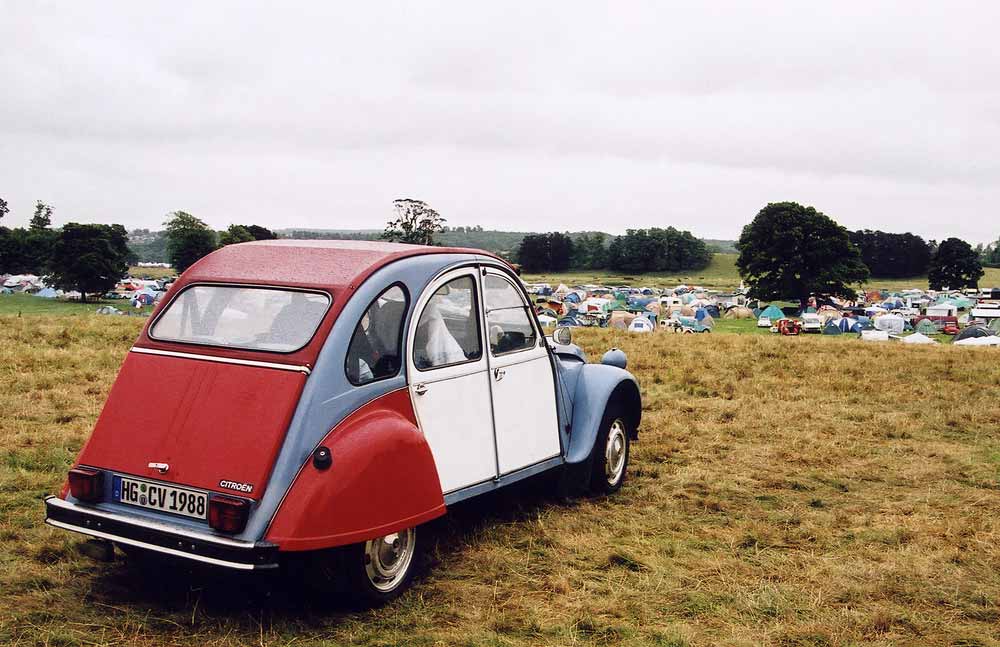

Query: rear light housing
left=68, top=467, right=104, bottom=502
left=208, top=495, right=250, bottom=534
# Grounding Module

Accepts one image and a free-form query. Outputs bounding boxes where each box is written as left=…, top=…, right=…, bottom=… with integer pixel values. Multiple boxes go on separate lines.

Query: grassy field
left=127, top=266, right=176, bottom=281
left=2, top=316, right=999, bottom=646
left=524, top=254, right=1000, bottom=293
left=0, top=293, right=152, bottom=317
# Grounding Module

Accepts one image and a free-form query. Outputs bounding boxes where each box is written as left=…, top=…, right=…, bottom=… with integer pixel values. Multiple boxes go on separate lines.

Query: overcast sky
left=1, top=2, right=997, bottom=242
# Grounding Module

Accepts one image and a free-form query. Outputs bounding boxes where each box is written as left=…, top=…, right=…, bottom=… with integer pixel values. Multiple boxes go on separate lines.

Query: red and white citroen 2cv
left=45, top=240, right=641, bottom=603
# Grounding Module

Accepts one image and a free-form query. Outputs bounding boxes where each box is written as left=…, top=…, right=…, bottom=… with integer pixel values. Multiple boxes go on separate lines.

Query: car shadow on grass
left=81, top=471, right=577, bottom=626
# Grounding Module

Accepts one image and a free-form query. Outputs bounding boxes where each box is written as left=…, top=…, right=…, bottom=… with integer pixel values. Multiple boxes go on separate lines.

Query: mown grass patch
left=0, top=317, right=998, bottom=645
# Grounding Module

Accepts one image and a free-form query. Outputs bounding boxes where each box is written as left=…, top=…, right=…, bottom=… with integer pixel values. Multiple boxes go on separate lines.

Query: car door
left=408, top=269, right=497, bottom=493
left=482, top=268, right=561, bottom=475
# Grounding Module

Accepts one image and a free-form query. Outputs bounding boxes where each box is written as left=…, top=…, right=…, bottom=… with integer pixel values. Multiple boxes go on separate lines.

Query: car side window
left=413, top=276, right=483, bottom=370
left=484, top=274, right=537, bottom=355
left=345, top=285, right=408, bottom=386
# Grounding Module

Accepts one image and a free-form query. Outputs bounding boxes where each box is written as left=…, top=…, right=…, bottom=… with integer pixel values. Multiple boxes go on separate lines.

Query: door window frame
left=411, top=271, right=485, bottom=373
left=483, top=272, right=541, bottom=358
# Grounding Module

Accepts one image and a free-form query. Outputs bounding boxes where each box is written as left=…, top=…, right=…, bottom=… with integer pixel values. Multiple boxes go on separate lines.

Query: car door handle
left=493, top=368, right=505, bottom=381
left=414, top=383, right=428, bottom=395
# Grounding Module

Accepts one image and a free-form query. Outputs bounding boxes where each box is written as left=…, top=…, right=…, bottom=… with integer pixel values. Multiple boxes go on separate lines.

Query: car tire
left=340, top=527, right=419, bottom=607
left=589, top=401, right=631, bottom=495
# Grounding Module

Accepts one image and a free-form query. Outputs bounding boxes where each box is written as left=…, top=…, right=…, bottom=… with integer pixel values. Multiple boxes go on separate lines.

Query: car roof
left=181, top=239, right=501, bottom=291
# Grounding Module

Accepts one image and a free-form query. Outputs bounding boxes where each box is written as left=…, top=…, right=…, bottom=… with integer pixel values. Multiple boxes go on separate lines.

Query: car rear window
left=150, top=285, right=331, bottom=353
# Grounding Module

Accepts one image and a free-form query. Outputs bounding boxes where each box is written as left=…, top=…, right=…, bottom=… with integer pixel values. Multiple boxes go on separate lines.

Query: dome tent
left=954, top=325, right=995, bottom=342
left=759, top=305, right=784, bottom=320
left=915, top=319, right=939, bottom=335
left=822, top=323, right=842, bottom=335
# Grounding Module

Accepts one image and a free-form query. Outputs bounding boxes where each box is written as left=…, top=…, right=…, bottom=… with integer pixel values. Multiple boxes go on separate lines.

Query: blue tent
left=760, top=305, right=784, bottom=320
left=705, top=305, right=721, bottom=318
left=641, top=288, right=655, bottom=295
left=557, top=316, right=582, bottom=327
left=35, top=287, right=58, bottom=298
left=694, top=308, right=708, bottom=321
left=822, top=323, right=842, bottom=335
left=837, top=318, right=861, bottom=333
left=564, top=292, right=581, bottom=304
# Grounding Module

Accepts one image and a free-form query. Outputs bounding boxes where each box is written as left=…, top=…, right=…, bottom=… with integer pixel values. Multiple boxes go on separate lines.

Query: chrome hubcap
left=364, top=528, right=415, bottom=592
left=605, top=420, right=627, bottom=486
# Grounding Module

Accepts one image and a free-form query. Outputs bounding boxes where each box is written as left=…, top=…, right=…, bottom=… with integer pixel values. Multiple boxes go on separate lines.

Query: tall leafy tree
left=849, top=230, right=931, bottom=278
left=218, top=224, right=254, bottom=246
left=927, top=237, right=984, bottom=289
left=605, top=227, right=711, bottom=273
left=382, top=199, right=446, bottom=245
left=0, top=197, right=8, bottom=222
left=30, top=200, right=53, bottom=230
left=48, top=223, right=131, bottom=302
left=571, top=232, right=609, bottom=270
left=516, top=232, right=573, bottom=272
left=737, top=202, right=869, bottom=308
left=164, top=211, right=218, bottom=273
left=243, top=224, right=278, bottom=240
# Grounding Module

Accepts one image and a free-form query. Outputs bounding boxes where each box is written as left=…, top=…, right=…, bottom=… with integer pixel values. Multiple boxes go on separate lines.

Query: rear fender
left=264, top=389, right=446, bottom=551
left=565, top=364, right=641, bottom=465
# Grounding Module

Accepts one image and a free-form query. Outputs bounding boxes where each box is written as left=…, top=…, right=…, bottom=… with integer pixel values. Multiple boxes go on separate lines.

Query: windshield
left=150, top=285, right=331, bottom=353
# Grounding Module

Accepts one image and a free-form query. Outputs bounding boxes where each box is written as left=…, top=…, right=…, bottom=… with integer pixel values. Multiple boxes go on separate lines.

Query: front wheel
left=590, top=402, right=631, bottom=494
left=342, top=527, right=418, bottom=606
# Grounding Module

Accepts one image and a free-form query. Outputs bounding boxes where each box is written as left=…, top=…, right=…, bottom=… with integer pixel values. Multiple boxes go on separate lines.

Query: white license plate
left=113, top=475, right=208, bottom=520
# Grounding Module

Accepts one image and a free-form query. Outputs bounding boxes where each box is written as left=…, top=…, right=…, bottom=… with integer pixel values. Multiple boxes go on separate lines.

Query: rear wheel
left=342, top=527, right=418, bottom=606
left=589, top=401, right=631, bottom=494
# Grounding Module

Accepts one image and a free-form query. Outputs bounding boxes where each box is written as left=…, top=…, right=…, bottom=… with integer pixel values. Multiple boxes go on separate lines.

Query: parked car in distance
left=44, top=240, right=642, bottom=605
left=777, top=319, right=802, bottom=335
left=800, top=313, right=822, bottom=333
left=757, top=315, right=772, bottom=328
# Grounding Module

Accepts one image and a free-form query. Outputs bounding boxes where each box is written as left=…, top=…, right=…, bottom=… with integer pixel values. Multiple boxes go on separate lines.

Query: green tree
left=48, top=223, right=131, bottom=302
left=516, top=232, right=573, bottom=272
left=0, top=197, right=8, bottom=221
left=928, top=237, right=984, bottom=289
left=571, top=233, right=608, bottom=270
left=243, top=224, right=278, bottom=240
left=736, top=202, right=869, bottom=308
left=164, top=211, right=218, bottom=273
left=30, top=200, right=53, bottom=230
left=605, top=227, right=710, bottom=274
left=382, top=199, right=446, bottom=245
left=218, top=224, right=254, bottom=246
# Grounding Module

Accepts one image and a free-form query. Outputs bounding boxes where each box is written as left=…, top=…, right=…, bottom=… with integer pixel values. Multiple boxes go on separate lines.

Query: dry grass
left=2, top=316, right=999, bottom=646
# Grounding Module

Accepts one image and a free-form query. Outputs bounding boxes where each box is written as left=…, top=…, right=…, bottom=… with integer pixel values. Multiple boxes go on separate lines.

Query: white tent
left=954, top=336, right=1000, bottom=347
left=627, top=317, right=655, bottom=333
left=537, top=313, right=557, bottom=327
left=873, top=314, right=906, bottom=334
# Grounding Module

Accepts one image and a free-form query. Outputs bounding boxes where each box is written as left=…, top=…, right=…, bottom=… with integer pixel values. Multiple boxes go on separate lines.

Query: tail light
left=68, top=467, right=103, bottom=502
left=208, top=495, right=249, bottom=534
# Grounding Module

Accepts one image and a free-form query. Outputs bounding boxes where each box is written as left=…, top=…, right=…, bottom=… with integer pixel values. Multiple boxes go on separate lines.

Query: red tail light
left=208, top=495, right=249, bottom=534
left=68, top=467, right=103, bottom=502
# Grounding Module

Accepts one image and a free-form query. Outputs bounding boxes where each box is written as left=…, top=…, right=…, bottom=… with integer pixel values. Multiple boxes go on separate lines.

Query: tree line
left=0, top=199, right=277, bottom=301
left=737, top=202, right=987, bottom=308
left=516, top=228, right=712, bottom=274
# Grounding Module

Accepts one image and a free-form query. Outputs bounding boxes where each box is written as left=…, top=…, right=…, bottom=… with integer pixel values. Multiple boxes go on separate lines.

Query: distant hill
left=128, top=227, right=728, bottom=263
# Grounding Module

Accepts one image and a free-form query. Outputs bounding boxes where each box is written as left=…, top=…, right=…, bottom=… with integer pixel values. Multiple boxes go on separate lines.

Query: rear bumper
left=44, top=496, right=279, bottom=571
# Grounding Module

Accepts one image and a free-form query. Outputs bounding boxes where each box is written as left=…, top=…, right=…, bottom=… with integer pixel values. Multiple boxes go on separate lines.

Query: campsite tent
left=954, top=325, right=995, bottom=342
left=627, top=317, right=655, bottom=333
left=724, top=306, right=754, bottom=319
left=822, top=323, right=842, bottom=335
left=537, top=314, right=557, bottom=327
left=915, top=319, right=939, bottom=335
left=759, top=305, right=784, bottom=320
left=954, top=336, right=1000, bottom=346
left=874, top=314, right=906, bottom=334
left=35, top=287, right=58, bottom=298
left=609, top=311, right=636, bottom=330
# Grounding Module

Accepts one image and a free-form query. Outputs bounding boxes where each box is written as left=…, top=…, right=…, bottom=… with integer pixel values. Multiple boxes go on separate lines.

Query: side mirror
left=552, top=326, right=572, bottom=346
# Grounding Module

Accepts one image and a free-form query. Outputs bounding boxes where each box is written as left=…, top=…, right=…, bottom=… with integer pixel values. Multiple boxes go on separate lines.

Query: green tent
left=915, top=319, right=938, bottom=335
left=760, top=305, right=785, bottom=320
left=822, top=323, right=842, bottom=335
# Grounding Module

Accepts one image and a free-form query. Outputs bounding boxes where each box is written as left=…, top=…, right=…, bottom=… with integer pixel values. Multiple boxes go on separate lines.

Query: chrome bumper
left=44, top=496, right=278, bottom=570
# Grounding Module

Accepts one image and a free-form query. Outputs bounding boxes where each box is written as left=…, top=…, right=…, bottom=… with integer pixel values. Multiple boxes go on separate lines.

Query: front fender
left=265, top=388, right=446, bottom=551
left=564, top=364, right=641, bottom=464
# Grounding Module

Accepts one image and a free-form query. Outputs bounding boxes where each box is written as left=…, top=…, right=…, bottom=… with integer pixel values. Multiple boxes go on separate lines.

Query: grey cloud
left=1, top=2, right=997, bottom=242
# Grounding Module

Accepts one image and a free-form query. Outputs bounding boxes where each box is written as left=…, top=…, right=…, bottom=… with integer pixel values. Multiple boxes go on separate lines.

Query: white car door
left=408, top=269, right=497, bottom=493
left=482, top=269, right=561, bottom=475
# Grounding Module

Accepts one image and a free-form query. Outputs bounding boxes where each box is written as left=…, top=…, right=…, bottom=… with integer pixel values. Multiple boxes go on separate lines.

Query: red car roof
left=136, top=240, right=502, bottom=367
left=179, top=239, right=494, bottom=291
